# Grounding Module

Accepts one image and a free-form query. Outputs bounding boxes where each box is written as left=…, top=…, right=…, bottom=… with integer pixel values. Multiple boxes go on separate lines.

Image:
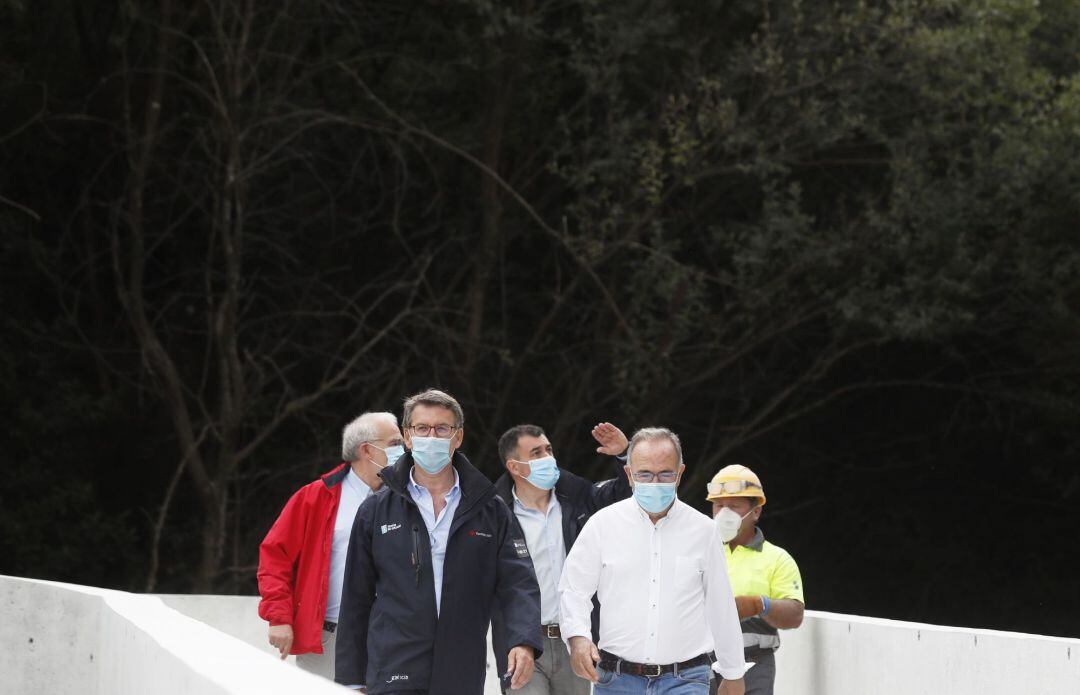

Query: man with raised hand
left=491, top=422, right=632, bottom=695
left=335, top=389, right=542, bottom=695
left=559, top=427, right=746, bottom=695
left=257, top=411, right=404, bottom=679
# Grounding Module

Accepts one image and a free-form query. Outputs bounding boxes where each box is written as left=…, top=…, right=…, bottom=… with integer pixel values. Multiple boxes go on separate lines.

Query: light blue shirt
left=326, top=469, right=372, bottom=622
left=407, top=466, right=461, bottom=616
left=512, top=488, right=565, bottom=625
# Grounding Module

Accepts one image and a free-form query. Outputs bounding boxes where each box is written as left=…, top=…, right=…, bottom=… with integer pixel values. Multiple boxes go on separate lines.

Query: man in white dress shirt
left=558, top=427, right=746, bottom=695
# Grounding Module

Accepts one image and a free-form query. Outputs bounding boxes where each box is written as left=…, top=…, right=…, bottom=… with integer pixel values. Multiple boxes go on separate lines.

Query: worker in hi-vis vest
left=707, top=465, right=804, bottom=695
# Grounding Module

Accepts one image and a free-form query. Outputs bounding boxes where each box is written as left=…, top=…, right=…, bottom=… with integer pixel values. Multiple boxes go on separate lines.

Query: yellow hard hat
left=706, top=464, right=766, bottom=506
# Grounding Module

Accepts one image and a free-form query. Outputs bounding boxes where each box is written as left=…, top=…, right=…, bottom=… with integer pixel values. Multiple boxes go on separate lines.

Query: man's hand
left=268, top=624, right=293, bottom=659
left=506, top=645, right=536, bottom=690
left=717, top=677, right=745, bottom=695
left=568, top=636, right=601, bottom=683
left=734, top=595, right=765, bottom=620
left=592, top=422, right=628, bottom=456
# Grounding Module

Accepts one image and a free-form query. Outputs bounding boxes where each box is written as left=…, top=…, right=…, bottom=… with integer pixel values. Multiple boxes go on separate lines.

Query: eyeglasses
left=369, top=437, right=404, bottom=448
left=707, top=480, right=761, bottom=496
left=632, top=470, right=679, bottom=484
left=409, top=424, right=458, bottom=438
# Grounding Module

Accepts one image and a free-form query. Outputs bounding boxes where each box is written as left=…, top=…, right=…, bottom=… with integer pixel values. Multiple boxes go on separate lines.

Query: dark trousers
left=711, top=650, right=776, bottom=695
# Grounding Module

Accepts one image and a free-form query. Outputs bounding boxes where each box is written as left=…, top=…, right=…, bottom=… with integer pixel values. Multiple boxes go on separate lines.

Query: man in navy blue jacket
left=336, top=389, right=542, bottom=695
left=490, top=422, right=633, bottom=694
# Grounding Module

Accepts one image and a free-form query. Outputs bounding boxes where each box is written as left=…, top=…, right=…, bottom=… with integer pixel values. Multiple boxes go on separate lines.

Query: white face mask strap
left=363, top=442, right=393, bottom=469
left=509, top=459, right=531, bottom=478
left=716, top=501, right=756, bottom=518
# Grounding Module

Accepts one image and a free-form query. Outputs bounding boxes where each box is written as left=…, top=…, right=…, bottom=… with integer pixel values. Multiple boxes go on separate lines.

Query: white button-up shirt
left=558, top=498, right=746, bottom=681
left=406, top=467, right=462, bottom=616
left=326, top=468, right=372, bottom=622
left=512, top=488, right=566, bottom=625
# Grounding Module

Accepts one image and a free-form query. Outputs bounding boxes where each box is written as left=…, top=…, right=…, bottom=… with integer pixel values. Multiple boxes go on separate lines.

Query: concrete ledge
left=2, top=576, right=103, bottom=692
left=1, top=575, right=344, bottom=695
left=6, top=574, right=1079, bottom=694
left=162, top=592, right=504, bottom=694
left=775, top=609, right=1080, bottom=694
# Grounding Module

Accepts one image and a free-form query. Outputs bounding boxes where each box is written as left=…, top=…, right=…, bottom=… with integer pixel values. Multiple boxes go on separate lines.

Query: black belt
left=598, top=650, right=712, bottom=678
left=543, top=624, right=561, bottom=639
left=323, top=620, right=337, bottom=633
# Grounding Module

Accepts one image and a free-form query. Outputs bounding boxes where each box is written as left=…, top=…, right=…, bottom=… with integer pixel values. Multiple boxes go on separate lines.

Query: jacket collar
left=321, top=462, right=351, bottom=488
left=494, top=471, right=514, bottom=504
left=380, top=449, right=493, bottom=506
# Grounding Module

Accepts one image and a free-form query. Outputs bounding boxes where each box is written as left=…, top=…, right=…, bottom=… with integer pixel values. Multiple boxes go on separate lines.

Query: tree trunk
left=192, top=481, right=228, bottom=593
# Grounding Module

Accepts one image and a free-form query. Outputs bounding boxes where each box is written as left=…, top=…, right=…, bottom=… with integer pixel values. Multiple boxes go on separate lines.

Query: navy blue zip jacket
left=335, top=450, right=543, bottom=694
left=489, top=460, right=631, bottom=687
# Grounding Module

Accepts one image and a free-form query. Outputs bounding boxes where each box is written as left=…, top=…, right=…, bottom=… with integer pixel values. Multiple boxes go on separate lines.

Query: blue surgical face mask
left=633, top=481, right=678, bottom=514
left=369, top=443, right=405, bottom=470
left=513, top=455, right=561, bottom=491
left=410, top=436, right=453, bottom=475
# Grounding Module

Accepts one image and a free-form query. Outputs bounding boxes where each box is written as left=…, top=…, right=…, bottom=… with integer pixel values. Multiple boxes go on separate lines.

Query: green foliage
left=0, top=251, right=137, bottom=585
left=2, top=0, right=1078, bottom=633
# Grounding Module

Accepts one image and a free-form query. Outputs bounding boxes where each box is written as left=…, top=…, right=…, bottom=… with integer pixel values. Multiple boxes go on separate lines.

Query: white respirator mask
left=714, top=506, right=753, bottom=543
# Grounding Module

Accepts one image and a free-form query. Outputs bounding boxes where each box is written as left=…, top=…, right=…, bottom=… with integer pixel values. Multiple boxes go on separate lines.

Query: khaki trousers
left=296, top=627, right=337, bottom=680
left=514, top=636, right=592, bottom=695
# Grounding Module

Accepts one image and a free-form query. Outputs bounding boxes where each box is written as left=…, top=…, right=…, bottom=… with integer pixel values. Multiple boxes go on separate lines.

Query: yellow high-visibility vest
left=724, top=527, right=804, bottom=603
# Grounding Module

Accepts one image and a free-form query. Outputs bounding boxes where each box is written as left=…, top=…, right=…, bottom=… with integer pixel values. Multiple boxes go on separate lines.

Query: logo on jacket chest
left=386, top=674, right=410, bottom=683
left=380, top=523, right=402, bottom=534
left=468, top=529, right=493, bottom=538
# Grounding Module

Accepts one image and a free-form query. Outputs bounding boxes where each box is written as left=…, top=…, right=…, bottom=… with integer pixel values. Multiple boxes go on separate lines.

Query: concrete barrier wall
left=4, top=575, right=1079, bottom=695
left=774, top=610, right=1080, bottom=694
left=158, top=593, right=290, bottom=662
left=1, top=576, right=103, bottom=693
left=167, top=592, right=1080, bottom=694
left=162, top=592, right=505, bottom=694
left=0, top=575, right=344, bottom=695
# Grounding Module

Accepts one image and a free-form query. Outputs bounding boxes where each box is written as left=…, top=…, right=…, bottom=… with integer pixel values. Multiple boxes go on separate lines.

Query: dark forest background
left=1, top=0, right=1078, bottom=639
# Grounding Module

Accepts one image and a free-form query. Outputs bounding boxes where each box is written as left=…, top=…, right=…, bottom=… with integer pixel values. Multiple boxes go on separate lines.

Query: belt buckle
left=544, top=624, right=560, bottom=639
left=642, top=664, right=662, bottom=678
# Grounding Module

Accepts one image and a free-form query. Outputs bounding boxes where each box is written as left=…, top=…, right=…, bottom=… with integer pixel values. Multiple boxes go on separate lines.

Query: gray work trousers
left=513, top=636, right=592, bottom=695
left=296, top=627, right=337, bottom=680
left=712, top=650, right=775, bottom=695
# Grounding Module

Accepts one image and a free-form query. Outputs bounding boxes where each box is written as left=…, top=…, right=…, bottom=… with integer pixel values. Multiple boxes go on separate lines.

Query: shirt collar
left=345, top=467, right=370, bottom=492
left=511, top=485, right=558, bottom=513
left=743, top=526, right=765, bottom=551
left=408, top=466, right=461, bottom=498
left=631, top=497, right=683, bottom=524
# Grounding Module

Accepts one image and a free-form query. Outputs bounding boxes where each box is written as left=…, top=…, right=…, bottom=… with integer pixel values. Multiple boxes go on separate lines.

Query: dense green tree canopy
left=1, top=0, right=1077, bottom=636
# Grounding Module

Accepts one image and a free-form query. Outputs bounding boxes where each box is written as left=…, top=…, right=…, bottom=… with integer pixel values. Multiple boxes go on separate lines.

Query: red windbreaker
left=257, top=464, right=349, bottom=654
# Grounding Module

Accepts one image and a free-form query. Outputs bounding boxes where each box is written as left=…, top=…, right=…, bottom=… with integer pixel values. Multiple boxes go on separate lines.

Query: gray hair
left=341, top=411, right=399, bottom=461
left=402, top=388, right=465, bottom=428
left=626, top=427, right=684, bottom=467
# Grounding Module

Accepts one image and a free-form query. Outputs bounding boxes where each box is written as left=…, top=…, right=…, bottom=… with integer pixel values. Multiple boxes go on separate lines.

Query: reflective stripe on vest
left=743, top=632, right=781, bottom=650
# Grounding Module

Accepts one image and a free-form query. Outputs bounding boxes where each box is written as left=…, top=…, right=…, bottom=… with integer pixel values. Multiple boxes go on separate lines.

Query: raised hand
left=591, top=422, right=628, bottom=456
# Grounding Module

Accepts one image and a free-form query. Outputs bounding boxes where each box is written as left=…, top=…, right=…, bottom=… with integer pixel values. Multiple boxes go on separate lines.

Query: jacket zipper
left=411, top=524, right=422, bottom=587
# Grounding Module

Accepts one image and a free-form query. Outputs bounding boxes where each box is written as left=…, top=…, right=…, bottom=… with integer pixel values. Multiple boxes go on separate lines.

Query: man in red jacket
left=258, top=411, right=404, bottom=679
